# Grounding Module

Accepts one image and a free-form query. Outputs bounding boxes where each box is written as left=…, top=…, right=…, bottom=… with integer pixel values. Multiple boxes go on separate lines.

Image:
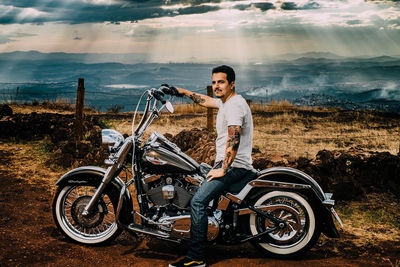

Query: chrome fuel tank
left=142, top=145, right=199, bottom=174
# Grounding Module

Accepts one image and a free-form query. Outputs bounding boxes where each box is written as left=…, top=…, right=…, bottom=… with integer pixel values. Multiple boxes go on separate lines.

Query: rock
left=0, top=104, right=13, bottom=117
left=168, top=128, right=216, bottom=164
left=87, top=125, right=102, bottom=146
left=306, top=148, right=400, bottom=200
left=77, top=141, right=91, bottom=157
left=296, top=157, right=310, bottom=168
left=62, top=141, right=76, bottom=154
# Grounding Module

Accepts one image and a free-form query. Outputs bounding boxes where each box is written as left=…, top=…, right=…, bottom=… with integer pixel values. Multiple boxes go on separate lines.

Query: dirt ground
left=0, top=141, right=399, bottom=267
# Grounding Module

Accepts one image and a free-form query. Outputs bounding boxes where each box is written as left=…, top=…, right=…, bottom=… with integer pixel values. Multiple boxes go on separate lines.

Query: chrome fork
left=82, top=138, right=133, bottom=216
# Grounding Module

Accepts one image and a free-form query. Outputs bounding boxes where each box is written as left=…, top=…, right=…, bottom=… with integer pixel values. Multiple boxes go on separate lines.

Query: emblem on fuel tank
left=145, top=156, right=167, bottom=165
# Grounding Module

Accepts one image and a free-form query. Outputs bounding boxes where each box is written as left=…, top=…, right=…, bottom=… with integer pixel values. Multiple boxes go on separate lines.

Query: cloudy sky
left=0, top=0, right=399, bottom=62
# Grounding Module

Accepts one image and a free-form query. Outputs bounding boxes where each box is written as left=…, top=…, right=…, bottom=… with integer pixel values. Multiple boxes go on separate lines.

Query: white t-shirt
left=215, top=94, right=253, bottom=170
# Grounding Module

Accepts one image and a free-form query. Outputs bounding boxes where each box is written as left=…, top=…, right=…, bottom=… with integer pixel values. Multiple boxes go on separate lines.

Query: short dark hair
left=212, top=65, right=235, bottom=84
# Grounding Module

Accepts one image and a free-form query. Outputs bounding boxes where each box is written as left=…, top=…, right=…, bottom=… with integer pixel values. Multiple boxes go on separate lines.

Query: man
left=168, top=65, right=253, bottom=267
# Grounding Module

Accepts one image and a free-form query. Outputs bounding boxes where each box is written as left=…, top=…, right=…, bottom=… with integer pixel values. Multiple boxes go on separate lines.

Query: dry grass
left=173, top=100, right=308, bottom=114
left=335, top=193, right=400, bottom=247
left=252, top=113, right=400, bottom=157
left=5, top=100, right=400, bottom=158
left=173, top=103, right=208, bottom=114
left=107, top=103, right=400, bottom=158
left=252, top=99, right=303, bottom=113
left=7, top=99, right=98, bottom=114
left=0, top=141, right=62, bottom=189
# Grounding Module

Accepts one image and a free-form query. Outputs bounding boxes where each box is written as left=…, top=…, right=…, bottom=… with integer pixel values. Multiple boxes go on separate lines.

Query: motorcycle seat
left=226, top=169, right=258, bottom=194
left=199, top=162, right=258, bottom=194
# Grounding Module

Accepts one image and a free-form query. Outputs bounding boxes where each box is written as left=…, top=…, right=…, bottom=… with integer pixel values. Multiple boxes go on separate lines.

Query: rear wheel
left=248, top=191, right=320, bottom=258
left=52, top=184, right=121, bottom=245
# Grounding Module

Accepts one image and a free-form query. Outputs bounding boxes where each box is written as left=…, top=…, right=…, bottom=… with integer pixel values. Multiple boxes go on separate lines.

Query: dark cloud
left=254, top=2, right=275, bottom=12
left=302, top=2, right=320, bottom=10
left=281, top=2, right=297, bottom=10
left=0, top=0, right=220, bottom=25
left=176, top=5, right=220, bottom=15
left=347, top=19, right=362, bottom=25
left=281, top=2, right=320, bottom=10
left=73, top=37, right=82, bottom=40
left=65, top=4, right=220, bottom=24
left=0, top=0, right=60, bottom=9
left=233, top=4, right=252, bottom=11
left=167, top=0, right=222, bottom=5
left=0, top=6, right=47, bottom=24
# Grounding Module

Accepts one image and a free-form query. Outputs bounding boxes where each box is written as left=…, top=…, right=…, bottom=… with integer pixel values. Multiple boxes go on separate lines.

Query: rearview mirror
left=166, top=101, right=174, bottom=113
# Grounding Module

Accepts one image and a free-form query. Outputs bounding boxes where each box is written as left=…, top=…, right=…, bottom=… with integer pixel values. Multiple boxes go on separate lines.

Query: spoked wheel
left=52, top=185, right=121, bottom=245
left=249, top=191, right=320, bottom=258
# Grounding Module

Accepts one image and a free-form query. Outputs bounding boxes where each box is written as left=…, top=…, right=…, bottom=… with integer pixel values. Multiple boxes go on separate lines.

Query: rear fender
left=230, top=167, right=339, bottom=238
left=257, top=167, right=326, bottom=200
left=55, top=166, right=134, bottom=225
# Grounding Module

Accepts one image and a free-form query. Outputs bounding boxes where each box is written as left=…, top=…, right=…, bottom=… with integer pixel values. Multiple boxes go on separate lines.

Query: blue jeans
left=186, top=164, right=252, bottom=260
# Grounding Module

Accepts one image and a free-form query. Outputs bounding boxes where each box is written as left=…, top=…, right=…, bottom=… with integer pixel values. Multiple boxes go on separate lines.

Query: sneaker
left=169, top=257, right=206, bottom=267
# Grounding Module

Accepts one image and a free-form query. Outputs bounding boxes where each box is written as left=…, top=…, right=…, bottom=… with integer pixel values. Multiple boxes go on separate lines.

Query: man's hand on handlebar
left=160, top=84, right=184, bottom=97
left=152, top=89, right=166, bottom=104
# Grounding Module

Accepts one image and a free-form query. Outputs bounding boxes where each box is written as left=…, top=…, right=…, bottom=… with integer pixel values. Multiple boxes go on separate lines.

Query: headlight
left=101, top=129, right=124, bottom=151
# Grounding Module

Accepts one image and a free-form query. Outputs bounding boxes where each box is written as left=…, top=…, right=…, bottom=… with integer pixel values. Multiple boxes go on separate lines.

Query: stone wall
left=0, top=105, right=105, bottom=167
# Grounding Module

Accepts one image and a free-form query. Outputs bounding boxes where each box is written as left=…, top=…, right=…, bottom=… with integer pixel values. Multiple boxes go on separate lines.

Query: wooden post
left=206, top=85, right=213, bottom=131
left=15, top=87, right=19, bottom=103
left=246, top=99, right=252, bottom=107
left=75, top=78, right=85, bottom=142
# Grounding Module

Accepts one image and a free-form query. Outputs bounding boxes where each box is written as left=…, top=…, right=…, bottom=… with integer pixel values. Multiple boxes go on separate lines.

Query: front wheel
left=52, top=184, right=121, bottom=245
left=248, top=191, right=320, bottom=258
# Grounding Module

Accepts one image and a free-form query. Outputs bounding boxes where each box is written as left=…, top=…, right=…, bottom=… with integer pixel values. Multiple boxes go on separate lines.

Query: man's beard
left=214, top=90, right=223, bottom=98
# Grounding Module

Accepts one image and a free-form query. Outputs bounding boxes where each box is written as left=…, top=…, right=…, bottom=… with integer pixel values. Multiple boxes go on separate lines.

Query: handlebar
left=152, top=89, right=166, bottom=104
left=132, top=86, right=173, bottom=137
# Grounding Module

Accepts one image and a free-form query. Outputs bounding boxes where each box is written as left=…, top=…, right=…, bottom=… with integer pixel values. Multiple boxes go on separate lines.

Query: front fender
left=55, top=166, right=134, bottom=225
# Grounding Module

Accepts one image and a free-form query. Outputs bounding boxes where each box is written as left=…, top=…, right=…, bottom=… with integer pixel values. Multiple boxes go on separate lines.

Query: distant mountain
left=292, top=57, right=340, bottom=64
left=276, top=52, right=344, bottom=61
left=2, top=51, right=400, bottom=65
left=1, top=51, right=399, bottom=113
left=355, top=56, right=400, bottom=63
left=280, top=54, right=400, bottom=66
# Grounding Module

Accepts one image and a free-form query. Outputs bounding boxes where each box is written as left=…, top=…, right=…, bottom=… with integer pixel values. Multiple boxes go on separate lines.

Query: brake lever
left=110, top=140, right=123, bottom=153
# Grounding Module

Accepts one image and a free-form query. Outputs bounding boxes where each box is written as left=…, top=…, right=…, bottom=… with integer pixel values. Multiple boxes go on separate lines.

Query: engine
left=141, top=174, right=202, bottom=210
left=141, top=173, right=219, bottom=241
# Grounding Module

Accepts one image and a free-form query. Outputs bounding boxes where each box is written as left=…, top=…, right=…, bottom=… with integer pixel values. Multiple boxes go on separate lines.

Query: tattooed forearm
left=227, top=126, right=240, bottom=150
left=223, top=152, right=232, bottom=172
left=222, top=125, right=241, bottom=172
left=189, top=93, right=206, bottom=104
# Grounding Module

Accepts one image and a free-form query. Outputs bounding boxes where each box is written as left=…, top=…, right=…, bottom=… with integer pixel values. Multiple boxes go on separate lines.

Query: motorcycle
left=52, top=86, right=342, bottom=258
